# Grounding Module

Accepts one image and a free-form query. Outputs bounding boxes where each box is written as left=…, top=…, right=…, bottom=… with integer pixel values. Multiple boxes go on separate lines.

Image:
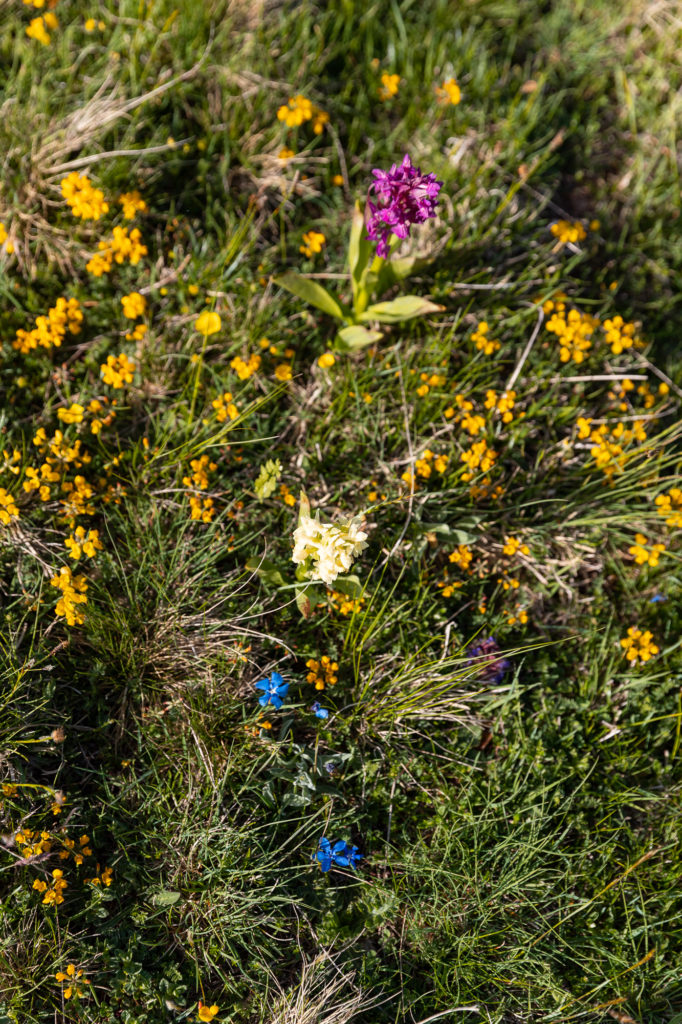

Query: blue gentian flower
left=649, top=594, right=667, bottom=603
left=314, top=837, right=332, bottom=872
left=330, top=840, right=362, bottom=868
left=313, top=837, right=362, bottom=872
left=254, top=671, right=288, bottom=709
left=310, top=701, right=329, bottom=719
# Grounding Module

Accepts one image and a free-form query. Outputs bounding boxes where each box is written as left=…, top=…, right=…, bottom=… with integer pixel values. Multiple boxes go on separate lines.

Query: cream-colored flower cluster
left=292, top=502, right=368, bottom=586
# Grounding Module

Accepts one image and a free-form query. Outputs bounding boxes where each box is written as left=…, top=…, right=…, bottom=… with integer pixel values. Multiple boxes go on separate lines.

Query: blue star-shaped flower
left=313, top=837, right=362, bottom=872
left=330, top=841, right=362, bottom=869
left=310, top=701, right=329, bottom=720
left=254, top=671, right=288, bottom=709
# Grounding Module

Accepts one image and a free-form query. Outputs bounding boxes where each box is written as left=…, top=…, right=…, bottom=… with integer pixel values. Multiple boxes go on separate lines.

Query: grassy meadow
left=1, top=1, right=682, bottom=1022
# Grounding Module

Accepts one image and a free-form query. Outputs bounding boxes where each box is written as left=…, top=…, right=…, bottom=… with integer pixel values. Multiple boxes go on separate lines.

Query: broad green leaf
left=348, top=201, right=373, bottom=308
left=333, top=574, right=363, bottom=598
left=152, top=891, right=181, bottom=907
left=377, top=255, right=427, bottom=290
left=273, top=272, right=346, bottom=320
left=359, top=295, right=445, bottom=324
left=335, top=324, right=383, bottom=352
left=296, top=584, right=317, bottom=618
left=245, top=557, right=286, bottom=587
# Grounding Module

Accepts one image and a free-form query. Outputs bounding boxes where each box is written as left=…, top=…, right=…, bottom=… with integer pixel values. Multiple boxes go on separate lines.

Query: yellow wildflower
left=378, top=73, right=400, bottom=100
left=194, top=311, right=221, bottom=336
left=119, top=191, right=147, bottom=219
left=435, top=78, right=461, bottom=105
left=121, top=292, right=146, bottom=319
left=300, top=231, right=325, bottom=258
left=550, top=220, right=587, bottom=245
left=620, top=627, right=659, bottom=664
left=197, top=1003, right=219, bottom=1023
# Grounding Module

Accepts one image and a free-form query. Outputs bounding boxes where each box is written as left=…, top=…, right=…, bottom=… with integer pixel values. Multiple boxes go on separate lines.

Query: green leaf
left=377, top=255, right=427, bottom=289
left=359, top=295, right=445, bottom=324
left=273, top=272, right=347, bottom=320
left=348, top=201, right=373, bottom=309
left=152, top=891, right=181, bottom=907
left=296, top=584, right=315, bottom=618
left=246, top=557, right=286, bottom=587
left=332, top=574, right=363, bottom=598
left=335, top=325, right=383, bottom=352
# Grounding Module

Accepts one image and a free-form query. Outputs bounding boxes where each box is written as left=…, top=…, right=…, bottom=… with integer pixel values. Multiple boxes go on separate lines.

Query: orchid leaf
left=274, top=272, right=347, bottom=321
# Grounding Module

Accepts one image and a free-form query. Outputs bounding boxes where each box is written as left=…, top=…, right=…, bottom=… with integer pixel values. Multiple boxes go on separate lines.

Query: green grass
left=1, top=1, right=682, bottom=1022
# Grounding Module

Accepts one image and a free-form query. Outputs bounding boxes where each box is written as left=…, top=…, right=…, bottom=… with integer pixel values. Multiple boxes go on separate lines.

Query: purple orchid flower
left=366, top=153, right=443, bottom=257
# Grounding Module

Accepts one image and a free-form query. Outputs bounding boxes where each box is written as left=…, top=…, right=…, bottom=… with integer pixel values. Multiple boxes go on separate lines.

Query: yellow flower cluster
left=502, top=536, right=530, bottom=557
left=497, top=574, right=520, bottom=591
left=655, top=488, right=682, bottom=527
left=230, top=353, right=261, bottom=380
left=101, top=353, right=135, bottom=388
left=436, top=571, right=463, bottom=598
left=84, top=863, right=113, bottom=887
left=277, top=95, right=329, bottom=133
left=33, top=867, right=67, bottom=905
left=484, top=389, right=516, bottom=424
left=55, top=964, right=91, bottom=1000
left=183, top=455, right=216, bottom=491
left=588, top=420, right=646, bottom=480
left=60, top=172, right=109, bottom=220
left=544, top=300, right=597, bottom=364
left=65, top=527, right=103, bottom=560
left=57, top=403, right=85, bottom=425
left=435, top=77, right=461, bottom=105
left=401, top=449, right=448, bottom=488
left=184, top=455, right=217, bottom=523
left=86, top=226, right=148, bottom=276
left=212, top=391, right=239, bottom=422
left=620, top=627, right=659, bottom=664
left=61, top=475, right=96, bottom=519
left=415, top=371, right=446, bottom=398
left=300, top=230, right=326, bottom=258
left=198, top=1002, right=220, bottom=1023
left=329, top=590, right=365, bottom=615
left=378, top=73, right=400, bottom=100
left=26, top=12, right=58, bottom=44
left=460, top=439, right=497, bottom=481
left=471, top=320, right=500, bottom=355
left=119, top=190, right=147, bottom=219
left=24, top=428, right=93, bottom=504
left=444, top=393, right=486, bottom=436
left=0, top=488, right=19, bottom=525
left=448, top=544, right=473, bottom=571
left=608, top=378, right=667, bottom=412
left=13, top=297, right=83, bottom=354
left=50, top=566, right=88, bottom=626
left=306, top=655, right=339, bottom=690
left=505, top=605, right=529, bottom=626
left=628, top=534, right=665, bottom=567
left=550, top=220, right=586, bottom=245
left=279, top=483, right=297, bottom=507
left=603, top=315, right=641, bottom=355
left=121, top=291, right=146, bottom=319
